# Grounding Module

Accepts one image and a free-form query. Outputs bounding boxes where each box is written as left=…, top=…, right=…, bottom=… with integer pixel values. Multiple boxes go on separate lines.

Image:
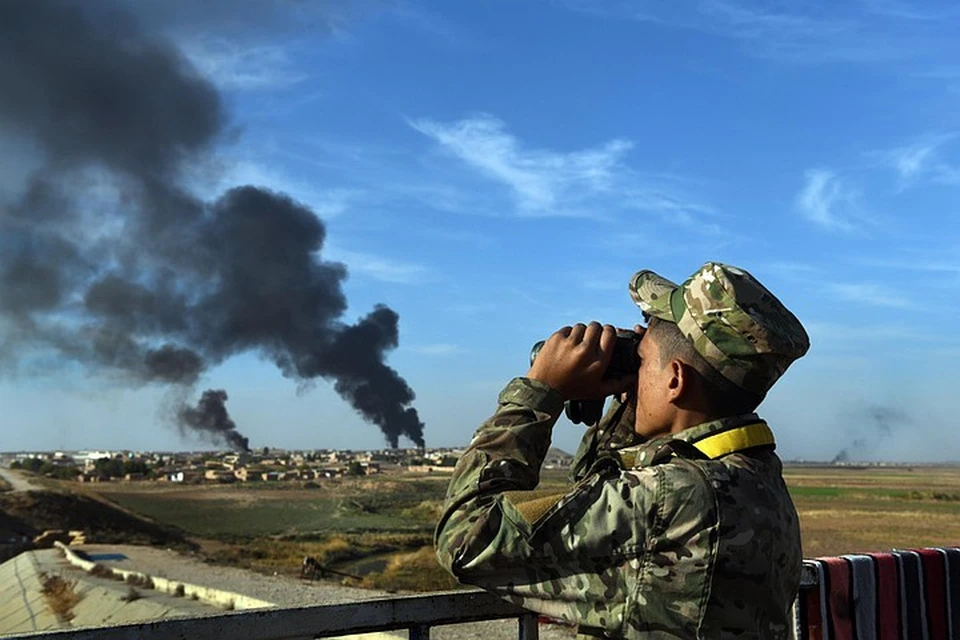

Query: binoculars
left=529, top=329, right=642, bottom=425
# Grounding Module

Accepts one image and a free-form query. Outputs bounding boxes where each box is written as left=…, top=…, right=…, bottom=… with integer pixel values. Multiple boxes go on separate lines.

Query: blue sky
left=3, top=0, right=960, bottom=461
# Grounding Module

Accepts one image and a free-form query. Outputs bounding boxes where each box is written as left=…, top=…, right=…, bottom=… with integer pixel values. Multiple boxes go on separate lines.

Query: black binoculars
left=529, top=329, right=642, bottom=425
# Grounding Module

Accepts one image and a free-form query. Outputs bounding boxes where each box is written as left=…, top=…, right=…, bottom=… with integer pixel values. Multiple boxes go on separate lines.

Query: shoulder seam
left=682, top=458, right=720, bottom=638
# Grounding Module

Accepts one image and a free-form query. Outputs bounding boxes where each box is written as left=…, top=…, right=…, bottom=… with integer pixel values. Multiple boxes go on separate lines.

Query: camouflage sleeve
left=435, top=378, right=660, bottom=633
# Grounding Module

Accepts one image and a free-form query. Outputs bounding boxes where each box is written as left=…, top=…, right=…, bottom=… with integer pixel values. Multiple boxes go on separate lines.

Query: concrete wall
left=54, top=542, right=274, bottom=611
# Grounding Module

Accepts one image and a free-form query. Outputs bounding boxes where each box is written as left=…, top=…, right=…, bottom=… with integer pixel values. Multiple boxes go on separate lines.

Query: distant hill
left=0, top=489, right=196, bottom=551
left=546, top=447, right=572, bottom=459
left=545, top=447, right=573, bottom=468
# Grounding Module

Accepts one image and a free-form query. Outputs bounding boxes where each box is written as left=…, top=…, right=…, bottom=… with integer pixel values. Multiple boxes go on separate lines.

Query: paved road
left=0, top=467, right=42, bottom=493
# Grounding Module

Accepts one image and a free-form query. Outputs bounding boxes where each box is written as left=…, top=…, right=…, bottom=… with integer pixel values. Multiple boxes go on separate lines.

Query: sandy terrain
left=0, top=467, right=44, bottom=493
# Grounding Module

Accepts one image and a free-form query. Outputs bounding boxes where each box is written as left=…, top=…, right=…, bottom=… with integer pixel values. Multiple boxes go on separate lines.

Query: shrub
left=120, top=586, right=142, bottom=602
left=40, top=573, right=83, bottom=622
left=89, top=563, right=115, bottom=579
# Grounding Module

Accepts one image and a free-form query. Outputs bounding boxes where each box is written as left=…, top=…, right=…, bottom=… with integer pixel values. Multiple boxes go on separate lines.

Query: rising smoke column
left=0, top=1, right=425, bottom=449
left=178, top=390, right=249, bottom=453
left=831, top=405, right=907, bottom=463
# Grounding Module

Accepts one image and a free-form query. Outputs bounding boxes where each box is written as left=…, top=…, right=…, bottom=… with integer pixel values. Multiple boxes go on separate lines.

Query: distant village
left=0, top=447, right=577, bottom=484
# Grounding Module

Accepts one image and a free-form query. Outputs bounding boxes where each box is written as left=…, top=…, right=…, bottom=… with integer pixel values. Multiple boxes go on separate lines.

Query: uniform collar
left=674, top=413, right=765, bottom=445
left=619, top=413, right=774, bottom=468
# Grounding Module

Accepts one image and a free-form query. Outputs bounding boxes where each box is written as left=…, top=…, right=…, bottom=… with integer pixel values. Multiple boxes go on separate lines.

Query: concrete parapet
left=54, top=542, right=274, bottom=610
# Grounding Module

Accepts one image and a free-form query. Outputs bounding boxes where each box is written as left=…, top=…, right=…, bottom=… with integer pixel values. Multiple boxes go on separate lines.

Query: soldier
left=435, top=262, right=810, bottom=639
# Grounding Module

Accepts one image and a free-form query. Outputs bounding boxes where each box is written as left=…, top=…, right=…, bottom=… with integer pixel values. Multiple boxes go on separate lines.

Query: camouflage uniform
left=436, top=263, right=810, bottom=639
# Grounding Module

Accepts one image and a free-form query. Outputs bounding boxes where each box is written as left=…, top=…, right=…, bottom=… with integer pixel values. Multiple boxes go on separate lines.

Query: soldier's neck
left=668, top=408, right=719, bottom=435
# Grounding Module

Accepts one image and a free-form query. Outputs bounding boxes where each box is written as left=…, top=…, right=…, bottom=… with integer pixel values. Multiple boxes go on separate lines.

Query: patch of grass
left=0, top=476, right=11, bottom=493
left=99, top=484, right=442, bottom=537
left=359, top=546, right=459, bottom=592
left=0, top=489, right=195, bottom=551
left=205, top=531, right=434, bottom=577
left=786, top=465, right=960, bottom=557
left=40, top=573, right=83, bottom=622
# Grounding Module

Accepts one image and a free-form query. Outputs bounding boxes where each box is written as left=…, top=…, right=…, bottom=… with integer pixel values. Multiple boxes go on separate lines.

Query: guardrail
left=7, top=589, right=541, bottom=640
left=8, top=566, right=820, bottom=640
left=10, top=572, right=823, bottom=640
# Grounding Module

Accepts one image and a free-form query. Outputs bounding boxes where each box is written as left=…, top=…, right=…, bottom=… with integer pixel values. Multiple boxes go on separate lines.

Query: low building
left=204, top=469, right=236, bottom=483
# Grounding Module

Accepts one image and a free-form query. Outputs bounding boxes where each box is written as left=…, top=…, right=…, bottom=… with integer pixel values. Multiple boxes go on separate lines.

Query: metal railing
left=7, top=589, right=541, bottom=640
left=8, top=566, right=819, bottom=640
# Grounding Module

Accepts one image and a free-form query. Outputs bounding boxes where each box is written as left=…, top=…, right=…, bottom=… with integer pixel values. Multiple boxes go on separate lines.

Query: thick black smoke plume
left=178, top=390, right=249, bottom=453
left=0, top=1, right=425, bottom=449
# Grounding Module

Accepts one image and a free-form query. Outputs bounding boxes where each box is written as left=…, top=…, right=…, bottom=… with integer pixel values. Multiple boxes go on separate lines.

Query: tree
left=122, top=460, right=150, bottom=476
left=346, top=461, right=365, bottom=477
left=94, top=457, right=124, bottom=478
left=21, top=458, right=45, bottom=473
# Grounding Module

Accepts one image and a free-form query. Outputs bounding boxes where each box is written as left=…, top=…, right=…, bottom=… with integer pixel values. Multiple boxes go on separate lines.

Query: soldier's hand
left=526, top=322, right=637, bottom=401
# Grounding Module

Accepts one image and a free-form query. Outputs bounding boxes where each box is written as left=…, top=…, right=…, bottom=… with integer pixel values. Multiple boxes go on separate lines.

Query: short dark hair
left=647, top=318, right=763, bottom=417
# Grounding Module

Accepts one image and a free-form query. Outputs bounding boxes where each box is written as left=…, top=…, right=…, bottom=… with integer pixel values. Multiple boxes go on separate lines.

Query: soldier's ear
left=666, top=358, right=685, bottom=402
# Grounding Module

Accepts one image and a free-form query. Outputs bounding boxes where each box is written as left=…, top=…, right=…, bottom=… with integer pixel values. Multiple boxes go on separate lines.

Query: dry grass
left=89, top=563, right=123, bottom=580
left=358, top=546, right=459, bottom=592
left=120, top=586, right=142, bottom=602
left=786, top=465, right=960, bottom=557
left=123, top=573, right=154, bottom=589
left=205, top=532, right=433, bottom=577
left=40, top=573, right=83, bottom=622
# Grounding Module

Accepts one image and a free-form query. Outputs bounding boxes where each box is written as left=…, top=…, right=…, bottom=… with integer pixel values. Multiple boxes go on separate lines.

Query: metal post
left=518, top=613, right=539, bottom=640
left=409, top=624, right=431, bottom=640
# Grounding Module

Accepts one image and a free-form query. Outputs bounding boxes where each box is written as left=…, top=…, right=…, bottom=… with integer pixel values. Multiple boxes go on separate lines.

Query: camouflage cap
left=628, top=262, right=810, bottom=396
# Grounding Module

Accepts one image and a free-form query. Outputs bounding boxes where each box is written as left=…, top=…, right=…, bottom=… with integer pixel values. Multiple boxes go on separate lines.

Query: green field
left=84, top=465, right=960, bottom=590
left=783, top=465, right=960, bottom=557
left=91, top=475, right=448, bottom=538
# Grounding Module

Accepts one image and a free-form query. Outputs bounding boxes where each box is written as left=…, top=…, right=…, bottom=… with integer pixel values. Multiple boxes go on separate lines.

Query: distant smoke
left=178, top=390, right=248, bottom=453
left=0, top=1, right=425, bottom=449
left=831, top=405, right=908, bottom=463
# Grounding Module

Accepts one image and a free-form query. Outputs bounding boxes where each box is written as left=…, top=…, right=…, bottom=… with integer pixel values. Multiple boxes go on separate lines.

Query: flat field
left=88, top=475, right=446, bottom=537
left=85, top=465, right=960, bottom=590
left=783, top=465, right=960, bottom=557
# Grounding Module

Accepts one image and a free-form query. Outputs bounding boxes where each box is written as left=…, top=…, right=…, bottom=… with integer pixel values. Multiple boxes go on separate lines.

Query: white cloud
left=404, top=343, right=468, bottom=356
left=874, top=134, right=956, bottom=188
left=826, top=283, right=912, bottom=308
left=796, top=169, right=858, bottom=231
left=411, top=114, right=630, bottom=214
left=324, top=247, right=429, bottom=285
left=410, top=114, right=711, bottom=221
left=892, top=142, right=939, bottom=180
left=558, top=0, right=959, bottom=66
left=190, top=157, right=359, bottom=219
left=179, top=37, right=306, bottom=91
